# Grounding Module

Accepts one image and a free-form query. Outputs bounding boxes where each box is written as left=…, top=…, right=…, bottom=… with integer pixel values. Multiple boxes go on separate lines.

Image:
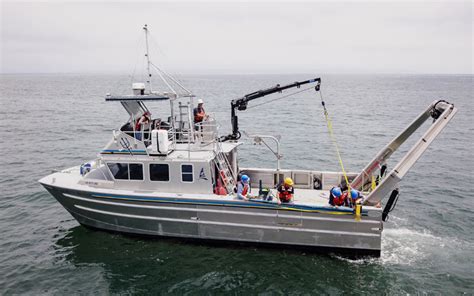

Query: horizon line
left=1, top=72, right=472, bottom=76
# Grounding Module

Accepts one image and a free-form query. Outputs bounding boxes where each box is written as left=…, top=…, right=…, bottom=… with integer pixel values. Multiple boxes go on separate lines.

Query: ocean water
left=0, top=74, right=473, bottom=294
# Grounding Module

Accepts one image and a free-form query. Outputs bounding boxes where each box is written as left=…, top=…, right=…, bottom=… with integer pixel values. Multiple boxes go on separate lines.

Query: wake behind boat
left=39, top=25, right=457, bottom=257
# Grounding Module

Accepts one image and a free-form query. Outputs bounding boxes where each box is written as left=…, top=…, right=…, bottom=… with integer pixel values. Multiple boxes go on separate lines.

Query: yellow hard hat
left=284, top=177, right=294, bottom=186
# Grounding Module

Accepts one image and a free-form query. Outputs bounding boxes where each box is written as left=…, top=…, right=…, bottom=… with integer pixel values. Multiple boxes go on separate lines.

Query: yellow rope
left=320, top=96, right=352, bottom=207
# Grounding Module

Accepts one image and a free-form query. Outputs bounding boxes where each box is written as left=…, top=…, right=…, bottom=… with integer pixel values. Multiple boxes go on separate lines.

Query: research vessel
left=39, top=25, right=457, bottom=257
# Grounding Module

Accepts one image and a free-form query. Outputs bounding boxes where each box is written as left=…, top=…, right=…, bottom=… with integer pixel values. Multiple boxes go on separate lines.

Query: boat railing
left=110, top=117, right=219, bottom=154
left=241, top=167, right=359, bottom=192
left=125, top=128, right=178, bottom=151
left=165, top=128, right=177, bottom=149
left=194, top=118, right=219, bottom=145
left=109, top=130, right=148, bottom=151
left=167, top=117, right=219, bottom=148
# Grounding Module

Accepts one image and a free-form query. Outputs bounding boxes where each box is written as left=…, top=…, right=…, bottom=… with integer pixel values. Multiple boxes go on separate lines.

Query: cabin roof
left=105, top=94, right=170, bottom=101
left=100, top=142, right=242, bottom=162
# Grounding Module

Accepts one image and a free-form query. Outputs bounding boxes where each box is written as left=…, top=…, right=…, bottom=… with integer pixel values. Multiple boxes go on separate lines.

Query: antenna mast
left=143, top=24, right=152, bottom=93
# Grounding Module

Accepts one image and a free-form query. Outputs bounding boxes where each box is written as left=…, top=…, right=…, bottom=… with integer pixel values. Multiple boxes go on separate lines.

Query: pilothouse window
left=150, top=164, right=169, bottom=181
left=107, top=163, right=143, bottom=180
left=129, top=164, right=144, bottom=180
left=181, top=164, right=193, bottom=182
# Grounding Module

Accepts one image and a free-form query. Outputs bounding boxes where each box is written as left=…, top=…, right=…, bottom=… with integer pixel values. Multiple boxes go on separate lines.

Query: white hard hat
left=197, top=99, right=204, bottom=104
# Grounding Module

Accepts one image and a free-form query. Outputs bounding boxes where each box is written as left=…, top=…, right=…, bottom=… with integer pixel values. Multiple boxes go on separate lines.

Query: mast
left=143, top=24, right=152, bottom=93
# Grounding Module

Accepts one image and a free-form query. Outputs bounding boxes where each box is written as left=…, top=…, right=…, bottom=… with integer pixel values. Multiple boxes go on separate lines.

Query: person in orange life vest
left=277, top=178, right=295, bottom=203
left=237, top=174, right=251, bottom=201
left=193, top=99, right=208, bottom=129
left=328, top=186, right=348, bottom=206
left=135, top=111, right=151, bottom=141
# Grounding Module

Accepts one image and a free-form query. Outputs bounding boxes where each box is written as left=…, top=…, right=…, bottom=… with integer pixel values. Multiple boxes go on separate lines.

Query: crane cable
left=240, top=82, right=353, bottom=206
left=318, top=89, right=352, bottom=207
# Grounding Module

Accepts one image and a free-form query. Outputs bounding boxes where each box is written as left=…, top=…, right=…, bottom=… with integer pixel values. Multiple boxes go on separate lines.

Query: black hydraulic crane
left=220, top=78, right=321, bottom=141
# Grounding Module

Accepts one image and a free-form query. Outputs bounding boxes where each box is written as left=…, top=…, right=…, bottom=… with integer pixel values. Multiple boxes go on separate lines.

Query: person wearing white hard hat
left=193, top=98, right=208, bottom=130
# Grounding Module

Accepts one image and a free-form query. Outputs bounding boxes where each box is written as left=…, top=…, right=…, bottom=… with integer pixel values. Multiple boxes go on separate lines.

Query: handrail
left=194, top=118, right=219, bottom=144
left=113, top=121, right=219, bottom=153
left=119, top=113, right=219, bottom=149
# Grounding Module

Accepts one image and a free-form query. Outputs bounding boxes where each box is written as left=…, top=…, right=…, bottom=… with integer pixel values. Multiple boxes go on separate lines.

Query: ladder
left=213, top=142, right=236, bottom=194
left=177, top=102, right=194, bottom=141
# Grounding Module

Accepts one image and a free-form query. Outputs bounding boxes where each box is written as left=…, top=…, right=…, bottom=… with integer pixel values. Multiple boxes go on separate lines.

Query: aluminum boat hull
left=42, top=184, right=383, bottom=257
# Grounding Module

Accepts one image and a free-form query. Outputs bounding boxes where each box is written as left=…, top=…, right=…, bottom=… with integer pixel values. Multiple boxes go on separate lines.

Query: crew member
left=350, top=189, right=363, bottom=204
left=277, top=177, right=295, bottom=203
left=328, top=186, right=347, bottom=206
left=135, top=111, right=151, bottom=140
left=193, top=99, right=207, bottom=126
left=237, top=174, right=251, bottom=201
left=153, top=118, right=162, bottom=130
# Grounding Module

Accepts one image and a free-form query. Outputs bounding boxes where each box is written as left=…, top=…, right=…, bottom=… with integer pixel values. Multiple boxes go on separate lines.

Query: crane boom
left=221, top=78, right=321, bottom=141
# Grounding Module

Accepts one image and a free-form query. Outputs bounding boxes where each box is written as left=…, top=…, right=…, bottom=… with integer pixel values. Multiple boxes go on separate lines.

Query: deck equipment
left=221, top=78, right=321, bottom=141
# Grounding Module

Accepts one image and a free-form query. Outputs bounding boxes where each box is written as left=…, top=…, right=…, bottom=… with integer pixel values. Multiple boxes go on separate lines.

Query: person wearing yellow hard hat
left=277, top=177, right=294, bottom=203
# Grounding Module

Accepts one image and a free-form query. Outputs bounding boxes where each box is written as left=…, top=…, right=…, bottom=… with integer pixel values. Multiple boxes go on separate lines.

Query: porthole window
left=107, top=163, right=143, bottom=180
left=181, top=164, right=193, bottom=182
left=150, top=164, right=170, bottom=182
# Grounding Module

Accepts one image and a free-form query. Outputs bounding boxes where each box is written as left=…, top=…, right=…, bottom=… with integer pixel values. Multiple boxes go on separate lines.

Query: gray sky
left=1, top=1, right=472, bottom=74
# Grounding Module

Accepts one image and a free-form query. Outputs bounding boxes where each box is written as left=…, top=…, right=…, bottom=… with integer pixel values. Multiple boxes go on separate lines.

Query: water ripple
left=1, top=74, right=473, bottom=294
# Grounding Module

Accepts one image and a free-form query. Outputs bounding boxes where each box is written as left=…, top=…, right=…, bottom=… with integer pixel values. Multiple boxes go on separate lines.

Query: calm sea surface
left=0, top=74, right=473, bottom=295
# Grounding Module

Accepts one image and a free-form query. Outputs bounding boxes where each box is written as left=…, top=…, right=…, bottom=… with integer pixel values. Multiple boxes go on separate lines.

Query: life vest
left=278, top=185, right=293, bottom=202
left=135, top=119, right=141, bottom=131
left=135, top=114, right=150, bottom=131
left=332, top=192, right=348, bottom=206
left=194, top=107, right=205, bottom=123
left=238, top=181, right=249, bottom=196
left=241, top=182, right=249, bottom=196
left=214, top=178, right=227, bottom=195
